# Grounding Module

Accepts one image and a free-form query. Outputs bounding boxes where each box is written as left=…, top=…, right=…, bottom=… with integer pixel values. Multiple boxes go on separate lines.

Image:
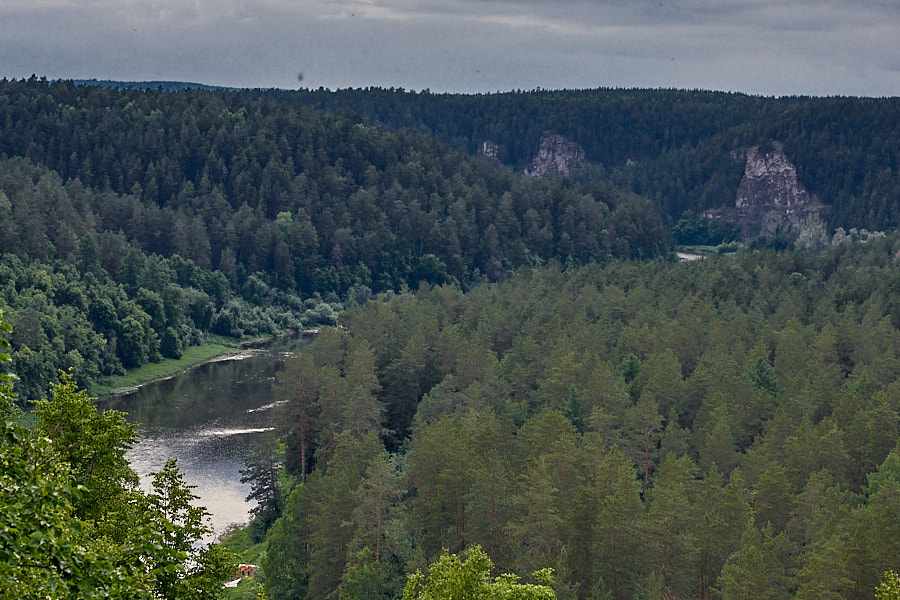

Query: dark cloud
left=0, top=0, right=897, bottom=95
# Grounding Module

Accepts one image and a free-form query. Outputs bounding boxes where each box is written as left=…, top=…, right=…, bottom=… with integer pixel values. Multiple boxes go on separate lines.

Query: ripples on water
left=246, top=400, right=287, bottom=414
left=98, top=344, right=297, bottom=541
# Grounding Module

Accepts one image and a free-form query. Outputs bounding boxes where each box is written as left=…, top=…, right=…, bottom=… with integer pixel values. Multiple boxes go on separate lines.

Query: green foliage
left=0, top=79, right=670, bottom=317
left=745, top=356, right=779, bottom=397
left=674, top=210, right=734, bottom=246
left=864, top=449, right=900, bottom=498
left=9, top=78, right=900, bottom=599
left=402, top=546, right=556, bottom=600
left=260, top=237, right=900, bottom=600
left=240, top=434, right=285, bottom=538
left=284, top=87, right=900, bottom=232
left=31, top=371, right=139, bottom=522
left=877, top=571, right=900, bottom=600
left=615, top=353, right=641, bottom=384
left=161, top=326, right=184, bottom=359
left=0, top=345, right=235, bottom=597
left=0, top=79, right=759, bottom=399
left=0, top=420, right=151, bottom=599
left=340, top=548, right=389, bottom=600
left=0, top=155, right=341, bottom=399
left=145, top=459, right=237, bottom=599
left=262, top=484, right=313, bottom=600
left=0, top=308, right=17, bottom=420
left=716, top=520, right=792, bottom=600
left=0, top=241, right=331, bottom=399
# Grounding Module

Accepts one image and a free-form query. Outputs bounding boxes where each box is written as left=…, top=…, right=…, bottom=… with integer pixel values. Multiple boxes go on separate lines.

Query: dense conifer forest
left=0, top=77, right=666, bottom=399
left=279, top=87, right=900, bottom=230
left=257, top=238, right=900, bottom=600
left=2, top=77, right=900, bottom=599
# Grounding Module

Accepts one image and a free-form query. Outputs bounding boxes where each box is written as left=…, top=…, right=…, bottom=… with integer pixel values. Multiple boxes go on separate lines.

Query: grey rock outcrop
left=704, top=143, right=824, bottom=228
left=526, top=134, right=586, bottom=178
left=736, top=144, right=811, bottom=211
left=479, top=141, right=501, bottom=161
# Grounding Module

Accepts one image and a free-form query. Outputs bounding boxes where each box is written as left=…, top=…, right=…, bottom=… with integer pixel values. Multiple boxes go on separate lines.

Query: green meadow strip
left=91, top=339, right=241, bottom=397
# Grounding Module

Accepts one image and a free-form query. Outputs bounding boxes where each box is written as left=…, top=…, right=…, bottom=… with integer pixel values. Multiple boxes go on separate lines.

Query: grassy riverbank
left=675, top=242, right=743, bottom=256
left=220, top=526, right=267, bottom=600
left=90, top=335, right=246, bottom=397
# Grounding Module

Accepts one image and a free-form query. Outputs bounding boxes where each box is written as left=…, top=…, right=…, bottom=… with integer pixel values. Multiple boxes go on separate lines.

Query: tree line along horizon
left=2, top=77, right=900, bottom=599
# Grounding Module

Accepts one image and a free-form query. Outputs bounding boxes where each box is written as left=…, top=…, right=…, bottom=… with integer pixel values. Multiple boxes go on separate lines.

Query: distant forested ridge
left=260, top=236, right=900, bottom=600
left=0, top=77, right=666, bottom=291
left=0, top=77, right=666, bottom=398
left=273, top=87, right=900, bottom=230
left=72, top=79, right=233, bottom=92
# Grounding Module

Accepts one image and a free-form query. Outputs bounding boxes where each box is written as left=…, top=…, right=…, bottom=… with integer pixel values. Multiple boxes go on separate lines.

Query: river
left=98, top=339, right=302, bottom=541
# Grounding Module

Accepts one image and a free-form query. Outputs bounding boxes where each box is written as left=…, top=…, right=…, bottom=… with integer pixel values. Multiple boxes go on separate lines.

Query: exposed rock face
left=705, top=143, right=823, bottom=228
left=736, top=144, right=811, bottom=210
left=479, top=141, right=501, bottom=160
left=526, top=134, right=586, bottom=178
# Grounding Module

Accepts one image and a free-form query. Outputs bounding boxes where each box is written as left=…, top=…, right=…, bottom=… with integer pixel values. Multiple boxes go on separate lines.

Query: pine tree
left=716, top=519, right=792, bottom=600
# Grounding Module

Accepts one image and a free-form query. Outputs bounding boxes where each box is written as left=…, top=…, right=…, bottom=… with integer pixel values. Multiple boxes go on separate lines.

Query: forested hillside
left=5, top=76, right=900, bottom=599
left=257, top=237, right=900, bottom=600
left=277, top=87, right=900, bottom=230
left=0, top=157, right=334, bottom=399
left=0, top=77, right=667, bottom=399
left=0, top=77, right=666, bottom=294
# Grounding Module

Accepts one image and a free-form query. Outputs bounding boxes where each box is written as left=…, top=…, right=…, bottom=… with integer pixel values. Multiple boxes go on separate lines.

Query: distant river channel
left=98, top=337, right=305, bottom=541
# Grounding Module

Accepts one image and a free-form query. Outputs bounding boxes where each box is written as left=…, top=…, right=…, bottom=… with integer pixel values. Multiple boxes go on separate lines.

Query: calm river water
left=98, top=339, right=302, bottom=540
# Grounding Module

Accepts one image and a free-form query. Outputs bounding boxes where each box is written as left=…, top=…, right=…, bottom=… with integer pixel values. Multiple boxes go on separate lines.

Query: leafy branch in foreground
left=402, top=545, right=556, bottom=600
left=0, top=314, right=235, bottom=600
left=877, top=571, right=900, bottom=600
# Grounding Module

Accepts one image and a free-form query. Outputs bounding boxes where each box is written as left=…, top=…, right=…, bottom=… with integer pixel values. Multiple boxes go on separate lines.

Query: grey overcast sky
left=1, top=0, right=898, bottom=97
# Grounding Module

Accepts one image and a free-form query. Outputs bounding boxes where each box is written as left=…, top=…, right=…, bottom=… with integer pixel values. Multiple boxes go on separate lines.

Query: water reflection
left=98, top=341, right=301, bottom=540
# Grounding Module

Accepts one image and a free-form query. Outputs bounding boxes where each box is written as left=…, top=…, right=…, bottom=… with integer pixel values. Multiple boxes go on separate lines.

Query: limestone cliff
left=736, top=144, right=812, bottom=210
left=525, top=134, right=586, bottom=178
left=478, top=141, right=501, bottom=161
left=705, top=143, right=824, bottom=227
